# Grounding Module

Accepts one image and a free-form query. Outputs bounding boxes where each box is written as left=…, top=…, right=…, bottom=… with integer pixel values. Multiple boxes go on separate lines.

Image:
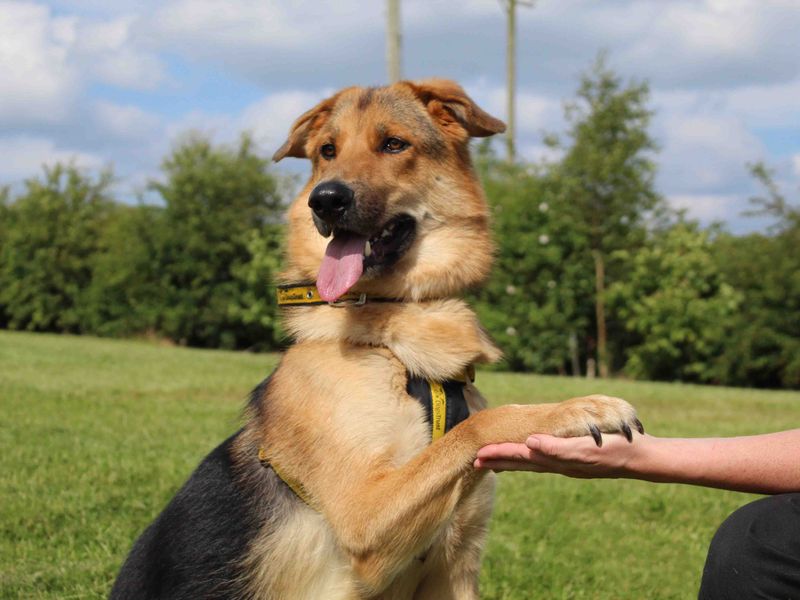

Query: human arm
left=474, top=429, right=800, bottom=495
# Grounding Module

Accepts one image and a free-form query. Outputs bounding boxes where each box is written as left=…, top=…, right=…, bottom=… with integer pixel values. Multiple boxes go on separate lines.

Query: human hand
left=473, top=432, right=649, bottom=479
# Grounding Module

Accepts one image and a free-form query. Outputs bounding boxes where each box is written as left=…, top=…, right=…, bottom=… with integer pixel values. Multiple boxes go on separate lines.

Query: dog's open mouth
left=317, top=214, right=416, bottom=302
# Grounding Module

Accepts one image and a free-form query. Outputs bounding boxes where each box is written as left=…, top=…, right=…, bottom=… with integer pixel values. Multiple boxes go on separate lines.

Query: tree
left=0, top=186, right=10, bottom=327
left=609, top=223, right=741, bottom=383
left=150, top=133, right=284, bottom=348
left=552, top=55, right=663, bottom=377
left=80, top=203, right=166, bottom=337
left=472, top=145, right=594, bottom=373
left=713, top=164, right=800, bottom=388
left=228, top=224, right=286, bottom=350
left=0, top=164, right=114, bottom=333
left=745, top=162, right=800, bottom=231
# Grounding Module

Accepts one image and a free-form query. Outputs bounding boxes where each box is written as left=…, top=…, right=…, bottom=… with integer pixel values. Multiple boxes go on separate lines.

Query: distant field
left=2, top=331, right=798, bottom=599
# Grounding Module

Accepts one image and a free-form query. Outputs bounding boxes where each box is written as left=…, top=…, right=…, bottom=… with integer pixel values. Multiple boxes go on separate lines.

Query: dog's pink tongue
left=317, top=232, right=366, bottom=302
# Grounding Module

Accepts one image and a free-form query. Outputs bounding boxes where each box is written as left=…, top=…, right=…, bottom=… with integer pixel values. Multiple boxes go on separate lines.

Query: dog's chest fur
left=238, top=302, right=499, bottom=599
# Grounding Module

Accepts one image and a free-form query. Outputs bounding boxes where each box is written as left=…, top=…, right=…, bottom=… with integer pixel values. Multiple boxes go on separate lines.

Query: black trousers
left=699, top=494, right=800, bottom=599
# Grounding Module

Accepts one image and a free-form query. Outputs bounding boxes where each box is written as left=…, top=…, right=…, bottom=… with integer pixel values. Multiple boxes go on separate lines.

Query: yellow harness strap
left=429, top=381, right=447, bottom=441
left=258, top=447, right=317, bottom=509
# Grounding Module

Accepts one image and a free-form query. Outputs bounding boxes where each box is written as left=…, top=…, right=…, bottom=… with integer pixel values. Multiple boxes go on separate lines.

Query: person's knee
left=699, top=494, right=800, bottom=599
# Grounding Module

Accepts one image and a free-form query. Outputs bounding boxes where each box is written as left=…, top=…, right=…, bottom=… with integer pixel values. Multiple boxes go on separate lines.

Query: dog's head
left=274, top=79, right=505, bottom=302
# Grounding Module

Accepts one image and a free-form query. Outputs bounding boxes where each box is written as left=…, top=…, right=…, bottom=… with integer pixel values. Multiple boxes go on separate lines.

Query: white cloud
left=668, top=193, right=744, bottom=223
left=0, top=2, right=79, bottom=124
left=241, top=90, right=331, bottom=152
left=532, top=0, right=800, bottom=91
left=0, top=135, right=104, bottom=183
left=148, top=0, right=377, bottom=53
left=792, top=154, right=800, bottom=179
left=0, top=1, right=166, bottom=129
left=75, top=16, right=166, bottom=90
left=46, top=0, right=163, bottom=15
left=482, top=87, right=560, bottom=135
left=654, top=94, right=765, bottom=195
left=160, top=88, right=332, bottom=158
left=163, top=110, right=237, bottom=149
left=93, top=101, right=163, bottom=140
left=725, top=80, right=800, bottom=128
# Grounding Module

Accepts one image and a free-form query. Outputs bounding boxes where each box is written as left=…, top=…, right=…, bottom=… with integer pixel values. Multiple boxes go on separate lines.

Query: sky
left=1, top=0, right=798, bottom=233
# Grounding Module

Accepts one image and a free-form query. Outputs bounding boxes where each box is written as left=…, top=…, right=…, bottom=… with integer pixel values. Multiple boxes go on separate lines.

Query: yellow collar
left=276, top=283, right=401, bottom=307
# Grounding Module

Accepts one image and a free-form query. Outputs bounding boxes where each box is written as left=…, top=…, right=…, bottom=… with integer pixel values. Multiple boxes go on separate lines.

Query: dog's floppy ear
left=272, top=95, right=338, bottom=162
left=409, top=78, right=506, bottom=138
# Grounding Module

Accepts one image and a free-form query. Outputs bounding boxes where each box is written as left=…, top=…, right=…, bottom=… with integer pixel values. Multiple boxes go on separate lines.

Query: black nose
left=308, top=181, right=354, bottom=225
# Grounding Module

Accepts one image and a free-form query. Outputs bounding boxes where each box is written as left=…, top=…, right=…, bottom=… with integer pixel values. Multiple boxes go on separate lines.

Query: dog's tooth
left=381, top=228, right=391, bottom=238
left=364, top=240, right=372, bottom=256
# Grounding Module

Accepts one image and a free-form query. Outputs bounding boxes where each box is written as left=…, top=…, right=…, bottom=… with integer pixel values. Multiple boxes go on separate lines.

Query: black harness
left=406, top=373, right=471, bottom=441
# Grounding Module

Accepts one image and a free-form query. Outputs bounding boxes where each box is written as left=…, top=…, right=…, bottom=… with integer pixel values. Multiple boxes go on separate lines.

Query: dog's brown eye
left=321, top=143, right=336, bottom=160
left=382, top=137, right=408, bottom=154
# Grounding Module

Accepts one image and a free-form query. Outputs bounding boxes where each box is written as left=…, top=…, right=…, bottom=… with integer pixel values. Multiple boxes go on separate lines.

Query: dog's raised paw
left=550, top=394, right=643, bottom=447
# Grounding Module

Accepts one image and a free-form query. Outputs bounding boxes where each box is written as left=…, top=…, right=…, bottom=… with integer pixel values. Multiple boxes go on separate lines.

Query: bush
left=472, top=151, right=594, bottom=374
left=609, top=224, right=741, bottom=383
left=148, top=133, right=284, bottom=348
left=0, top=165, right=114, bottom=333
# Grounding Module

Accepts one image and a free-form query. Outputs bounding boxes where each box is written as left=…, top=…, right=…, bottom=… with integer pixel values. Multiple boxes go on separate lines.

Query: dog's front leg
left=412, top=471, right=495, bottom=600
left=324, top=395, right=640, bottom=595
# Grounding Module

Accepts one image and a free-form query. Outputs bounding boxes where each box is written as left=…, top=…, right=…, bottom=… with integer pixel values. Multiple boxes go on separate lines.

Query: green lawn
left=1, top=331, right=798, bottom=599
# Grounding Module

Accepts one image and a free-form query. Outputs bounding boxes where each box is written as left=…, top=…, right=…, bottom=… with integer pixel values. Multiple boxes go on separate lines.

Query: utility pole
left=387, top=0, right=402, bottom=83
left=500, top=0, right=534, bottom=162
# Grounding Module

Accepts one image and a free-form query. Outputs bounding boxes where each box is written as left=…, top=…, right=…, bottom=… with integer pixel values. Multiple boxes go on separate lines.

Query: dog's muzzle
left=308, top=180, right=354, bottom=236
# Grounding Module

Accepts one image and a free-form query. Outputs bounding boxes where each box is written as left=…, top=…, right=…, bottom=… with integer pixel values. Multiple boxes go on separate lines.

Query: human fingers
left=474, top=441, right=572, bottom=472
left=473, top=458, right=548, bottom=472
left=475, top=442, right=532, bottom=461
left=526, top=434, right=601, bottom=460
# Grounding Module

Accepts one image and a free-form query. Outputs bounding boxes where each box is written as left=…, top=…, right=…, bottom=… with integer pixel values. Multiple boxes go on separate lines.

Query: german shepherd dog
left=111, top=80, right=641, bottom=599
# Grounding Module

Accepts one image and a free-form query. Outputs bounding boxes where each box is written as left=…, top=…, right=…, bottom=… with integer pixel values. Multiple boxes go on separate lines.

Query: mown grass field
left=2, top=330, right=799, bottom=599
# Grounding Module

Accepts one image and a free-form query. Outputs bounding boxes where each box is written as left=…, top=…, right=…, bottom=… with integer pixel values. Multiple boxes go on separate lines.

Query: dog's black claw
left=621, top=422, right=633, bottom=442
left=634, top=417, right=645, bottom=435
left=589, top=424, right=603, bottom=447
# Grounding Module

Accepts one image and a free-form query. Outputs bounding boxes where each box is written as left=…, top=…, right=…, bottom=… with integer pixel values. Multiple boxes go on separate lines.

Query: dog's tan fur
left=235, top=80, right=638, bottom=599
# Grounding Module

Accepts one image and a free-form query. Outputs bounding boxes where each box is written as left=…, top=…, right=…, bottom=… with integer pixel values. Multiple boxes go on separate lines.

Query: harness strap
left=258, top=447, right=317, bottom=508
left=431, top=381, right=447, bottom=440
left=259, top=367, right=474, bottom=508
left=405, top=369, right=473, bottom=442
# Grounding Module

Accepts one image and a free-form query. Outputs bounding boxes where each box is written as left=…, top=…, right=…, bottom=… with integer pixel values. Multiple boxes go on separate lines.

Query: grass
left=1, top=330, right=798, bottom=598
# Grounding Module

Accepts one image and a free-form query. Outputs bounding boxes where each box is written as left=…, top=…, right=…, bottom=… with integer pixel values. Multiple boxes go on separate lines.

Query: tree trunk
left=592, top=249, right=609, bottom=378
left=568, top=331, right=581, bottom=377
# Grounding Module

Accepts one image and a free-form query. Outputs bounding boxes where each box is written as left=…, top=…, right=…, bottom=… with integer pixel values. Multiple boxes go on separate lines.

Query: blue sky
left=1, top=0, right=799, bottom=233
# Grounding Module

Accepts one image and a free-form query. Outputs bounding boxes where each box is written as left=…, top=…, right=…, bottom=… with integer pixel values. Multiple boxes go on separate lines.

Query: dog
left=110, top=79, right=641, bottom=599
